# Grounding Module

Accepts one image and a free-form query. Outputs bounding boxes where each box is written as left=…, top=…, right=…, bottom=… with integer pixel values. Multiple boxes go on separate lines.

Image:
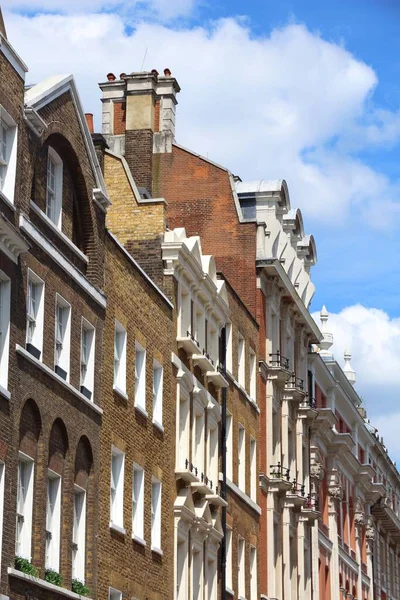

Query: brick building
left=0, top=11, right=110, bottom=600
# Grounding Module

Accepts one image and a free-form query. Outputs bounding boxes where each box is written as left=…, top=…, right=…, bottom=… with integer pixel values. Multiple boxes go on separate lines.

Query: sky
left=2, top=0, right=400, bottom=458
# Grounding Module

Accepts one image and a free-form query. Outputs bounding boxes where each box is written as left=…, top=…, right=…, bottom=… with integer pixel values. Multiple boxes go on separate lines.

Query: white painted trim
left=0, top=384, right=10, bottom=401
left=0, top=189, right=16, bottom=211
left=226, top=478, right=262, bottom=515
left=132, top=534, right=146, bottom=546
left=226, top=370, right=260, bottom=413
left=172, top=353, right=221, bottom=417
left=8, top=568, right=92, bottom=600
left=109, top=522, right=126, bottom=536
left=0, top=35, right=28, bottom=79
left=107, top=232, right=173, bottom=309
left=20, top=215, right=106, bottom=308
left=0, top=214, right=29, bottom=264
left=30, top=200, right=88, bottom=263
left=113, top=385, right=128, bottom=402
left=16, top=344, right=103, bottom=415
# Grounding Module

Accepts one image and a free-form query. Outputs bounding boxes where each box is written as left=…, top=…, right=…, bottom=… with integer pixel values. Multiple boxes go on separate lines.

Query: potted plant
left=72, top=578, right=90, bottom=596
left=44, top=568, right=63, bottom=586
left=14, top=556, right=39, bottom=577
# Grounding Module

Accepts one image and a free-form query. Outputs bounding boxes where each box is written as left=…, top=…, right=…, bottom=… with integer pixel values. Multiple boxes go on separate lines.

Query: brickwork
left=125, top=130, right=154, bottom=194
left=97, top=233, right=174, bottom=600
left=113, top=101, right=126, bottom=135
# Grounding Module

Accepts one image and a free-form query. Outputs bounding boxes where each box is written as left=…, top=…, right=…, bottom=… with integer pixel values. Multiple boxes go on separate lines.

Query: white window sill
left=226, top=478, right=262, bottom=515
left=226, top=370, right=260, bottom=413
left=109, top=522, right=126, bottom=536
left=0, top=384, right=10, bottom=401
left=132, top=534, right=146, bottom=546
left=113, top=385, right=129, bottom=402
left=30, top=200, right=89, bottom=263
left=153, top=419, right=164, bottom=432
left=135, top=403, right=148, bottom=419
left=8, top=568, right=92, bottom=599
left=151, top=545, right=163, bottom=556
left=0, top=189, right=16, bottom=211
left=16, top=344, right=103, bottom=415
left=226, top=587, right=234, bottom=597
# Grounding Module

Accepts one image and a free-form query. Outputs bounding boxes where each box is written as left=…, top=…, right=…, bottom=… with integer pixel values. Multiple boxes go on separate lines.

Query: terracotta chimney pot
left=107, top=73, right=116, bottom=81
left=164, top=68, right=171, bottom=76
left=85, top=113, right=94, bottom=133
left=120, top=73, right=127, bottom=80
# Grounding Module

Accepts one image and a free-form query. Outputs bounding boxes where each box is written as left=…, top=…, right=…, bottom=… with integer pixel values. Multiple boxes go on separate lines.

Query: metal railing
left=291, top=480, right=306, bottom=496
left=286, top=373, right=304, bottom=390
left=186, top=330, right=200, bottom=348
left=269, top=351, right=290, bottom=370
left=184, top=458, right=198, bottom=477
left=270, top=462, right=290, bottom=481
left=304, top=494, right=319, bottom=510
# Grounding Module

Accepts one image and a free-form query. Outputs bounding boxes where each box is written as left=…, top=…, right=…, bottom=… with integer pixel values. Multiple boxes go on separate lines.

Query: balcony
left=298, top=395, right=318, bottom=420
left=371, top=496, right=400, bottom=541
left=284, top=480, right=307, bottom=510
left=301, top=494, right=320, bottom=521
left=177, top=331, right=201, bottom=355
left=192, top=349, right=215, bottom=373
left=206, top=364, right=229, bottom=389
left=284, top=373, right=307, bottom=402
left=260, top=463, right=292, bottom=495
left=176, top=459, right=200, bottom=483
left=264, top=351, right=292, bottom=385
left=191, top=472, right=216, bottom=495
left=205, top=484, right=228, bottom=507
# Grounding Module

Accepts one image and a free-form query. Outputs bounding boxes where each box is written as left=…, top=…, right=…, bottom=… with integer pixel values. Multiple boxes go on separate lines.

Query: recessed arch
left=19, top=398, right=42, bottom=457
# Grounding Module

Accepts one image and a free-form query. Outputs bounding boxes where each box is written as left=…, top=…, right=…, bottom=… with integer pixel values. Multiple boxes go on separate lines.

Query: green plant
left=44, top=568, right=63, bottom=587
left=72, top=579, right=90, bottom=596
left=14, top=556, right=39, bottom=577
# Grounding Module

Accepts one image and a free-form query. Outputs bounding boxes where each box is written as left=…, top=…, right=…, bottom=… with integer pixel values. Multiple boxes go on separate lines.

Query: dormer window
left=46, top=148, right=63, bottom=229
left=0, top=105, right=17, bottom=204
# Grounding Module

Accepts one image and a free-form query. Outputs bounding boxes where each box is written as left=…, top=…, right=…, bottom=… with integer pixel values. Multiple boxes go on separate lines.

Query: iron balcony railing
left=186, top=330, right=200, bottom=348
left=304, top=494, right=319, bottom=510
left=286, top=373, right=304, bottom=390
left=291, top=480, right=306, bottom=496
left=269, top=351, right=290, bottom=370
left=305, top=395, right=316, bottom=409
left=270, top=462, right=290, bottom=481
left=184, top=458, right=198, bottom=477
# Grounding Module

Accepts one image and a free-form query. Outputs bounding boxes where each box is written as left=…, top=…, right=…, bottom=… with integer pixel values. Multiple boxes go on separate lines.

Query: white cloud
left=4, top=11, right=400, bottom=228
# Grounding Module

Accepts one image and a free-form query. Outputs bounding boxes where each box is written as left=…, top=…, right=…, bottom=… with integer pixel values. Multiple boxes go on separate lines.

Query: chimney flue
left=151, top=69, right=159, bottom=77
left=85, top=113, right=94, bottom=133
left=120, top=73, right=127, bottom=80
left=107, top=72, right=116, bottom=81
left=164, top=68, right=171, bottom=76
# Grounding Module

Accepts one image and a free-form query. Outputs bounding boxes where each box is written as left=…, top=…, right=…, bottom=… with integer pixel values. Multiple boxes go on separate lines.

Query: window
left=16, top=454, right=34, bottom=559
left=250, top=437, right=257, bottom=501
left=151, top=478, right=162, bottom=553
left=238, top=334, right=245, bottom=386
left=135, top=342, right=146, bottom=413
left=226, top=413, right=233, bottom=481
left=250, top=546, right=258, bottom=600
left=249, top=348, right=256, bottom=400
left=0, top=462, right=4, bottom=576
left=225, top=527, right=233, bottom=592
left=110, top=448, right=125, bottom=531
left=54, top=295, right=71, bottom=381
left=177, top=394, right=190, bottom=471
left=46, top=147, right=63, bottom=229
left=109, top=588, right=122, bottom=600
left=193, top=408, right=205, bottom=475
left=0, top=106, right=17, bottom=203
left=132, top=464, right=144, bottom=543
left=238, top=425, right=245, bottom=491
left=207, top=423, right=218, bottom=489
left=114, top=321, right=127, bottom=395
left=45, top=471, right=61, bottom=571
left=72, top=485, right=86, bottom=582
left=81, top=319, right=95, bottom=400
left=225, top=322, right=232, bottom=372
left=0, top=275, right=11, bottom=392
left=26, top=270, right=45, bottom=360
left=152, top=361, right=163, bottom=427
left=238, top=536, right=245, bottom=599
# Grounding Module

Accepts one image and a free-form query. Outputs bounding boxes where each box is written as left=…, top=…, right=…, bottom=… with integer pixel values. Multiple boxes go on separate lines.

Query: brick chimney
left=99, top=69, right=180, bottom=194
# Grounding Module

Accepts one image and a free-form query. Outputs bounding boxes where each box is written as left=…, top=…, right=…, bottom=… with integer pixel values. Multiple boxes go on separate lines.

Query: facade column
left=296, top=416, right=304, bottom=485
left=297, top=516, right=306, bottom=599
left=267, top=492, right=276, bottom=599
left=354, top=499, right=365, bottom=600
left=283, top=505, right=292, bottom=600
left=282, top=399, right=289, bottom=470
left=328, top=479, right=342, bottom=600
left=365, top=517, right=375, bottom=600
left=311, top=517, right=320, bottom=600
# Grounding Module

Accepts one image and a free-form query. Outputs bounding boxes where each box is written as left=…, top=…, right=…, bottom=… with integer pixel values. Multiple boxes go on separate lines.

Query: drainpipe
left=220, top=326, right=227, bottom=600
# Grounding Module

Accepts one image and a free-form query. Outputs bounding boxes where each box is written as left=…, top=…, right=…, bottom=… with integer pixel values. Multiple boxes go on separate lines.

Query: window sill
left=134, top=403, right=148, bottom=419
left=226, top=478, right=262, bottom=515
left=8, top=568, right=92, bottom=600
left=132, top=534, right=146, bottom=547
left=109, top=522, right=126, bottom=536
left=0, top=190, right=16, bottom=211
left=0, top=384, right=10, bottom=401
left=113, top=385, right=129, bottom=402
left=151, top=545, right=163, bottom=556
left=226, top=587, right=234, bottom=597
left=153, top=419, right=164, bottom=432
left=226, top=371, right=260, bottom=413
left=16, top=344, right=103, bottom=415
left=30, top=200, right=89, bottom=263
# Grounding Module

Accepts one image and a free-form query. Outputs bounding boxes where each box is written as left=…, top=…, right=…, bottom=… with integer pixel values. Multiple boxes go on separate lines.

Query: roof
left=0, top=8, right=7, bottom=39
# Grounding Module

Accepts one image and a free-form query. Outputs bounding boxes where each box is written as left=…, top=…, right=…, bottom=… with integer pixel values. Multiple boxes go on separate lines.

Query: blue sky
left=4, top=0, right=400, bottom=456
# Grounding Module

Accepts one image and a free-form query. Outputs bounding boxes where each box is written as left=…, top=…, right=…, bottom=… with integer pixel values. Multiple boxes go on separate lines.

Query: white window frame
left=132, top=464, right=145, bottom=544
left=250, top=545, right=258, bottom=600
left=250, top=437, right=257, bottom=501
left=81, top=318, right=95, bottom=400
left=135, top=342, right=146, bottom=415
left=72, top=484, right=86, bottom=582
left=207, top=421, right=218, bottom=490
left=152, top=360, right=163, bottom=428
left=0, top=274, right=11, bottom=393
left=26, top=269, right=45, bottom=360
left=225, top=526, right=233, bottom=593
left=249, top=348, right=256, bottom=401
left=226, top=412, right=233, bottom=481
left=0, top=105, right=17, bottom=204
left=16, top=452, right=34, bottom=560
left=238, top=425, right=246, bottom=491
left=46, top=147, right=63, bottom=229
left=151, top=477, right=162, bottom=553
left=110, top=447, right=125, bottom=532
left=114, top=321, right=127, bottom=396
left=54, top=294, right=71, bottom=381
left=178, top=283, right=191, bottom=339
left=238, top=333, right=245, bottom=387
left=45, top=469, right=61, bottom=571
left=238, top=536, right=246, bottom=599
left=177, top=393, right=190, bottom=471
left=109, top=587, right=122, bottom=600
left=225, top=322, right=232, bottom=373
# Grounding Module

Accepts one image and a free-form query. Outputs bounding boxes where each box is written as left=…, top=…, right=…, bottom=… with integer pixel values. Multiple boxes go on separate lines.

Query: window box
left=55, top=365, right=67, bottom=381
left=80, top=386, right=92, bottom=400
left=25, top=342, right=41, bottom=361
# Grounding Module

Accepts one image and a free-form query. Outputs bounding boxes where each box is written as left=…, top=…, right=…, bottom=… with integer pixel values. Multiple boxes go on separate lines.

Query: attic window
left=0, top=105, right=17, bottom=205
left=46, top=147, right=63, bottom=229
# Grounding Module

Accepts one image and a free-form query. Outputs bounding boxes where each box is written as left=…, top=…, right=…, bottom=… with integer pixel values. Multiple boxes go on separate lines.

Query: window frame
left=238, top=536, right=246, bottom=599
left=72, top=483, right=86, bottom=582
left=26, top=269, right=45, bottom=361
left=250, top=436, right=257, bottom=501
left=225, top=526, right=233, bottom=593
left=249, top=348, right=256, bottom=401
left=238, top=333, right=245, bottom=387
left=151, top=477, right=162, bottom=554
left=152, top=360, right=163, bottom=428
left=225, top=412, right=233, bottom=481
left=46, top=147, right=63, bottom=229
left=250, top=545, right=258, bottom=600
left=45, top=469, right=62, bottom=571
left=238, top=424, right=246, bottom=491
left=80, top=318, right=95, bottom=401
left=110, top=447, right=125, bottom=531
left=54, top=293, right=71, bottom=381
left=16, top=452, right=34, bottom=561
left=113, top=321, right=127, bottom=396
left=135, top=341, right=147, bottom=415
left=109, top=587, right=122, bottom=600
left=132, top=463, right=145, bottom=544
left=0, top=273, right=11, bottom=392
left=0, top=105, right=17, bottom=205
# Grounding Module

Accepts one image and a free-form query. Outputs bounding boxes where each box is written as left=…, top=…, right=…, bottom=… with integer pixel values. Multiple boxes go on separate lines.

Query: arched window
left=17, top=400, right=42, bottom=561
left=72, top=437, right=93, bottom=585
